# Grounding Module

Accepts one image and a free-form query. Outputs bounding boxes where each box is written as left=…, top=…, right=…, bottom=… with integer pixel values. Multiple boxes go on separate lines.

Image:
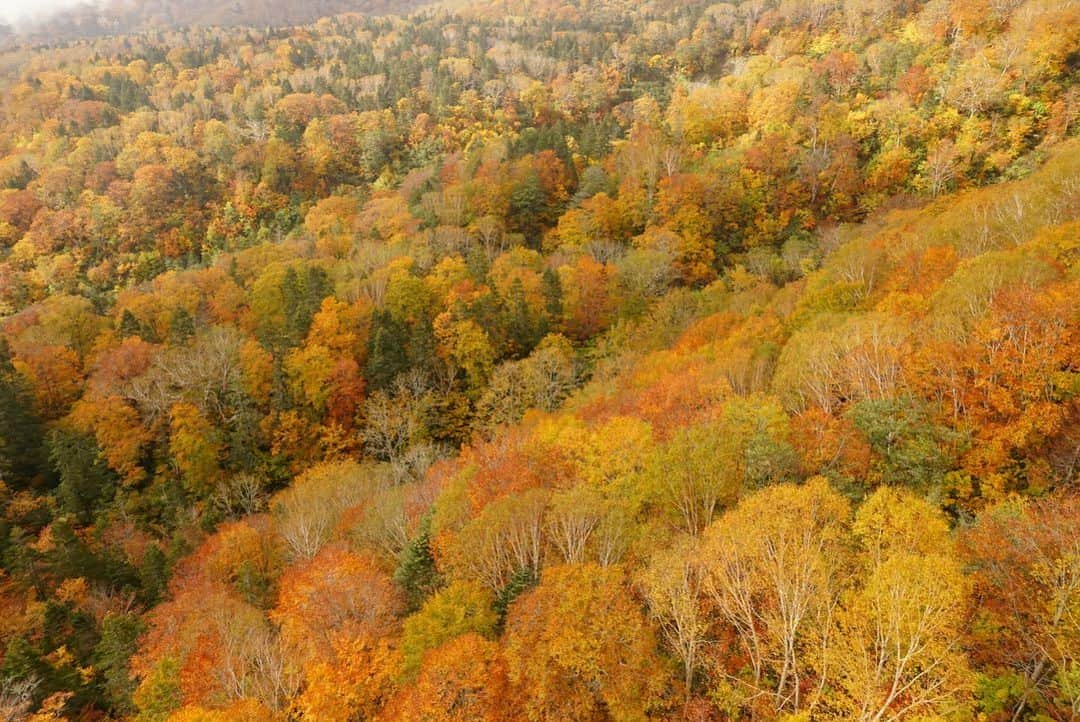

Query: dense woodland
left=0, top=1, right=430, bottom=48
left=0, top=0, right=1076, bottom=718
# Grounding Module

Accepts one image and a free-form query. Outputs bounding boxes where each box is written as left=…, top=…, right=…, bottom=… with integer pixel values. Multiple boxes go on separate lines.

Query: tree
left=250, top=264, right=331, bottom=349
left=544, top=483, right=605, bottom=565
left=163, top=699, right=281, bottom=721
left=828, top=487, right=972, bottom=721
left=134, top=584, right=291, bottom=712
left=169, top=402, right=223, bottom=497
left=476, top=334, right=577, bottom=431
left=960, top=494, right=1080, bottom=720
left=67, top=394, right=151, bottom=485
left=169, top=308, right=196, bottom=344
left=304, top=195, right=360, bottom=259
left=436, top=488, right=549, bottom=593
left=541, top=267, right=563, bottom=323
left=365, top=310, right=410, bottom=391
left=502, top=277, right=546, bottom=358
left=699, top=477, right=851, bottom=716
left=11, top=344, right=84, bottom=421
left=401, top=581, right=497, bottom=675
left=382, top=634, right=517, bottom=722
left=639, top=536, right=708, bottom=694
left=94, top=612, right=145, bottom=716
left=644, top=396, right=796, bottom=535
left=0, top=338, right=47, bottom=488
left=432, top=314, right=496, bottom=393
left=132, top=658, right=182, bottom=722
left=284, top=342, right=364, bottom=428
left=291, top=632, right=400, bottom=722
left=196, top=519, right=282, bottom=608
left=394, top=517, right=442, bottom=613
left=504, top=564, right=667, bottom=721
left=643, top=421, right=741, bottom=536
left=270, top=460, right=371, bottom=560
left=666, top=83, right=747, bottom=146
left=272, top=544, right=402, bottom=665
left=0, top=677, right=39, bottom=722
left=49, top=428, right=116, bottom=523
left=847, top=396, right=961, bottom=496
left=954, top=282, right=1077, bottom=500
left=361, top=390, right=423, bottom=471
left=507, top=153, right=569, bottom=246
left=558, top=256, right=615, bottom=341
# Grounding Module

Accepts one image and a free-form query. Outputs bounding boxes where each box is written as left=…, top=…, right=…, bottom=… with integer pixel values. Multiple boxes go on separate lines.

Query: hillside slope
left=0, top=0, right=1075, bottom=718
left=124, top=142, right=1078, bottom=721
left=4, top=0, right=428, bottom=46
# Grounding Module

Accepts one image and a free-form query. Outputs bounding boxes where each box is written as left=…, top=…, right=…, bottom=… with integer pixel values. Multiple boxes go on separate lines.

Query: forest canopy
left=0, top=0, right=1076, bottom=719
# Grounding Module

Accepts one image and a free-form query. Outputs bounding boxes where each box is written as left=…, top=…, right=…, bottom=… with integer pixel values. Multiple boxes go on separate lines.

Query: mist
left=0, top=0, right=100, bottom=27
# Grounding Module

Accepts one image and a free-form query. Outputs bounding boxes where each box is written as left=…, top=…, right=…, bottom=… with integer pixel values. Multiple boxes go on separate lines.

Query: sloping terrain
left=0, top=0, right=1075, bottom=718
left=4, top=0, right=430, bottom=46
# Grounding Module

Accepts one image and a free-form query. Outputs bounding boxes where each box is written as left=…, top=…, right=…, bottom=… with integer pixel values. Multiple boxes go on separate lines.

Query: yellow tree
left=544, top=483, right=606, bottom=565
left=435, top=487, right=549, bottom=592
left=638, top=536, right=708, bottom=694
left=504, top=564, right=667, bottom=722
left=164, top=699, right=283, bottom=722
left=699, top=477, right=851, bottom=716
left=291, top=632, right=401, bottom=722
left=382, top=634, right=518, bottom=722
left=169, top=402, right=223, bottom=497
left=400, top=581, right=498, bottom=675
left=304, top=195, right=360, bottom=259
left=432, top=313, right=497, bottom=393
left=67, top=394, right=151, bottom=484
left=270, top=460, right=371, bottom=560
left=827, top=487, right=972, bottom=721
left=642, top=421, right=740, bottom=536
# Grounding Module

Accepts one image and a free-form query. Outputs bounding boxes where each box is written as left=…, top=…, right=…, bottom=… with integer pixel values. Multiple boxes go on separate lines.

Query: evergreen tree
left=118, top=309, right=142, bottom=338
left=509, top=170, right=547, bottom=248
left=168, top=307, right=196, bottom=344
left=49, top=429, right=116, bottom=524
left=504, top=278, right=544, bottom=358
left=406, top=318, right=438, bottom=379
left=542, top=267, right=564, bottom=326
left=393, top=517, right=442, bottom=613
left=365, top=310, right=409, bottom=390
left=138, top=545, right=170, bottom=607
left=279, top=267, right=302, bottom=346
left=0, top=338, right=46, bottom=490
left=494, top=566, right=538, bottom=628
left=280, top=266, right=333, bottom=346
left=94, top=613, right=145, bottom=716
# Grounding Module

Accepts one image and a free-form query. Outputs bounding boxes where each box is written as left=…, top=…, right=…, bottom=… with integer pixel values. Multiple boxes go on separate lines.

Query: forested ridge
left=1, top=1, right=431, bottom=48
left=0, top=0, right=1076, bottom=719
